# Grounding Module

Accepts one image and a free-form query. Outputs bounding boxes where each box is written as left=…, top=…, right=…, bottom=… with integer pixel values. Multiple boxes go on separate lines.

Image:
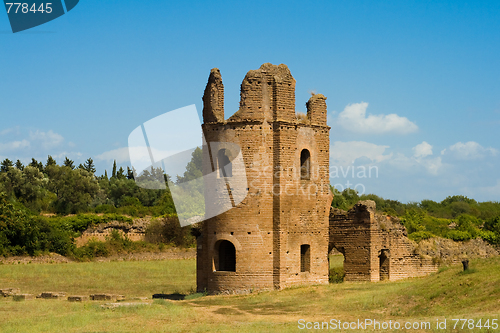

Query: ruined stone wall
left=198, top=63, right=331, bottom=293
left=329, top=201, right=438, bottom=282
left=75, top=218, right=150, bottom=247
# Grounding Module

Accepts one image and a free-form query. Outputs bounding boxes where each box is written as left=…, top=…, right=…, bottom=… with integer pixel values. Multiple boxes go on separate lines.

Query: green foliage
left=46, top=155, right=57, bottom=168
left=15, top=159, right=24, bottom=170
left=330, top=187, right=360, bottom=211
left=145, top=215, right=196, bottom=247
left=46, top=165, right=100, bottom=214
left=112, top=160, right=117, bottom=179
left=0, top=165, right=48, bottom=212
left=81, top=158, right=96, bottom=175
left=446, top=230, right=473, bottom=241
left=176, top=147, right=203, bottom=183
left=401, top=209, right=426, bottom=234
left=482, top=215, right=500, bottom=244
left=329, top=189, right=500, bottom=246
left=478, top=230, right=498, bottom=244
left=329, top=266, right=345, bottom=283
left=29, top=158, right=44, bottom=173
left=63, top=157, right=75, bottom=169
left=1, top=158, right=13, bottom=172
left=408, top=231, right=434, bottom=242
left=0, top=193, right=75, bottom=256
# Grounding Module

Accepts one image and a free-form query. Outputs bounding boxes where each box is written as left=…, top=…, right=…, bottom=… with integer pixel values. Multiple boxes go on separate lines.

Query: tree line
left=332, top=187, right=500, bottom=245
left=0, top=152, right=204, bottom=215
left=1, top=150, right=498, bottom=258
left=0, top=150, right=204, bottom=258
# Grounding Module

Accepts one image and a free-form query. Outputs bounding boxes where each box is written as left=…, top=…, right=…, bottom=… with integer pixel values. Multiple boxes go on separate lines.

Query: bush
left=479, top=230, right=498, bottom=244
left=145, top=215, right=196, bottom=247
left=446, top=230, right=473, bottom=242
left=0, top=194, right=76, bottom=256
left=329, top=267, right=345, bottom=283
left=408, top=231, right=434, bottom=242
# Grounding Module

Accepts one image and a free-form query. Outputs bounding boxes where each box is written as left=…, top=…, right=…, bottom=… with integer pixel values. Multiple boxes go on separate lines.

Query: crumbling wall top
left=229, top=63, right=296, bottom=123
left=202, top=68, right=224, bottom=123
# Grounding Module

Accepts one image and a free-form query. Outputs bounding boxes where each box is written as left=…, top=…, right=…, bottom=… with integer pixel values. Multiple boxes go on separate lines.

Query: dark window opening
left=300, top=149, right=310, bottom=180
left=379, top=249, right=390, bottom=281
left=214, top=240, right=236, bottom=272
left=217, top=149, right=232, bottom=178
left=300, top=244, right=311, bottom=272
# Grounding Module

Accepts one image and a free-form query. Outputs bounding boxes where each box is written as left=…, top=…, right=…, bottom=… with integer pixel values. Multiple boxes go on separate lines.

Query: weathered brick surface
left=198, top=63, right=331, bottom=293
left=329, top=201, right=439, bottom=282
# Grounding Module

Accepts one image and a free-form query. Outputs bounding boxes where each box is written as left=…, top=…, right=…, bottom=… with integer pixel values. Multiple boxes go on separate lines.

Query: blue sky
left=1, top=0, right=499, bottom=203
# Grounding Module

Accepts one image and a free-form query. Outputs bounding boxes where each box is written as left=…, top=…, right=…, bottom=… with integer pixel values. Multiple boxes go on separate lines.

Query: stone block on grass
left=0, top=288, right=21, bottom=297
left=68, top=295, right=89, bottom=302
left=38, top=292, right=66, bottom=299
left=13, top=294, right=34, bottom=301
left=90, top=294, right=116, bottom=301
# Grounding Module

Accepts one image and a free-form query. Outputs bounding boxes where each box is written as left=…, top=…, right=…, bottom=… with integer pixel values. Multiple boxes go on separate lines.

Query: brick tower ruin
left=196, top=63, right=332, bottom=293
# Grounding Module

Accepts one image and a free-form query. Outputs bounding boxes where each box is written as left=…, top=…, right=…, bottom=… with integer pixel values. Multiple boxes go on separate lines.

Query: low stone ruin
left=329, top=200, right=439, bottom=282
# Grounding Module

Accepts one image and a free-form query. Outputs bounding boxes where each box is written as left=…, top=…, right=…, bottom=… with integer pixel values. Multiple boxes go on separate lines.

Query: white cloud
left=96, top=147, right=132, bottom=164
left=386, top=141, right=443, bottom=175
left=96, top=147, right=182, bottom=163
left=0, top=139, right=30, bottom=152
left=336, top=102, right=418, bottom=135
left=413, top=141, right=433, bottom=159
left=53, top=152, right=83, bottom=161
left=330, top=141, right=392, bottom=166
left=447, top=141, right=498, bottom=160
left=29, top=130, right=64, bottom=149
left=0, top=128, right=15, bottom=136
left=420, top=156, right=442, bottom=176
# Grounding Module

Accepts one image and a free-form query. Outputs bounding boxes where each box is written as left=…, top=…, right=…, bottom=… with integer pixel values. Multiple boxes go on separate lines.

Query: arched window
left=300, top=149, right=310, bottom=180
left=214, top=240, right=236, bottom=272
left=217, top=149, right=232, bottom=178
left=300, top=244, right=310, bottom=272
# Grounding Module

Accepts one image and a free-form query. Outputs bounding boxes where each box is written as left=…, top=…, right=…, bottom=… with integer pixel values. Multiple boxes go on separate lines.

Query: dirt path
left=0, top=248, right=196, bottom=265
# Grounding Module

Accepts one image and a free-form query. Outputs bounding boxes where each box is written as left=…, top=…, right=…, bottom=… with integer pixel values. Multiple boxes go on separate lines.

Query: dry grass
left=1, top=256, right=499, bottom=332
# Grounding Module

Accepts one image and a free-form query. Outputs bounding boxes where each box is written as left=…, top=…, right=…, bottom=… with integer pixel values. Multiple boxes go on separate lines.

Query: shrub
left=329, top=267, right=345, bottom=283
left=145, top=215, right=195, bottom=247
left=446, top=230, right=472, bottom=242
left=479, top=230, right=498, bottom=244
left=408, top=231, right=434, bottom=242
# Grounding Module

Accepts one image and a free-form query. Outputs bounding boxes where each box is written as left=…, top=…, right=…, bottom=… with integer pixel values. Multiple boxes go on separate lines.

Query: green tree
left=176, top=147, right=203, bottom=183
left=1, top=159, right=13, bottom=172
left=112, top=160, right=117, bottom=179
left=0, top=165, right=48, bottom=212
left=127, top=167, right=134, bottom=180
left=83, top=158, right=96, bottom=175
left=63, top=157, right=75, bottom=169
left=117, top=166, right=126, bottom=180
left=46, top=155, right=57, bottom=169
left=46, top=165, right=100, bottom=214
left=15, top=159, right=24, bottom=170
left=29, top=158, right=44, bottom=173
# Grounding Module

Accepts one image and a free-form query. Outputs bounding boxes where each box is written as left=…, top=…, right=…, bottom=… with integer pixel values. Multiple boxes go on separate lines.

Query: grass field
left=1, top=255, right=499, bottom=332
